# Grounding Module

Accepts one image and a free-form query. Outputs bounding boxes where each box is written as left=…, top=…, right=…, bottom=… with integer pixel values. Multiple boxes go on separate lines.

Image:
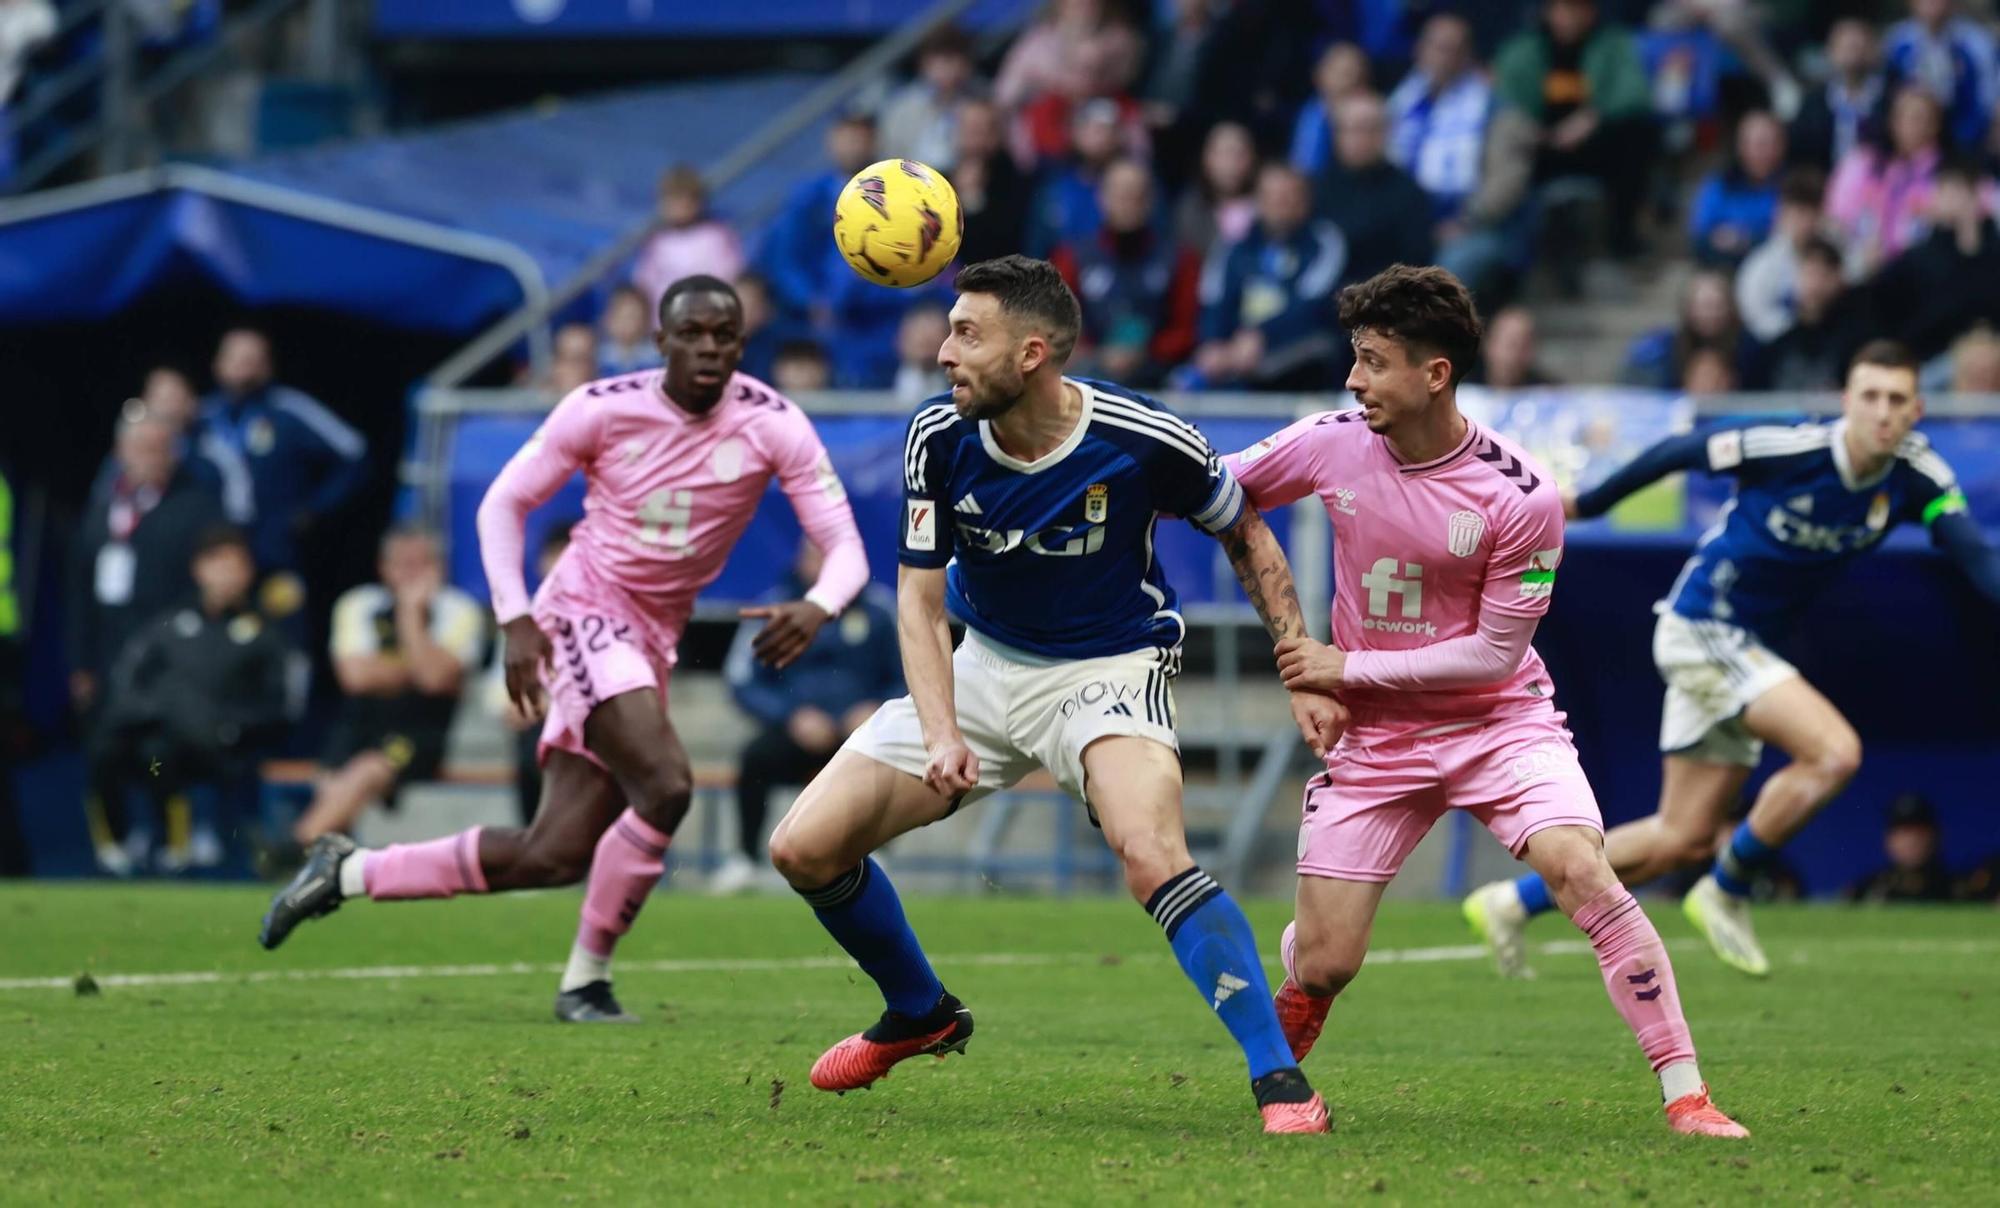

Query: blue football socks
left=799, top=857, right=944, bottom=1017
left=1712, top=821, right=1776, bottom=898
left=1513, top=872, right=1555, bottom=917
left=1147, top=867, right=1294, bottom=1080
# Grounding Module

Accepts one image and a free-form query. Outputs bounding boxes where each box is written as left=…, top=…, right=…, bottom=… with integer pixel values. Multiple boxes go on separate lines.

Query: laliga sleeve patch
left=1707, top=430, right=1744, bottom=470
left=1518, top=547, right=1562, bottom=600
left=905, top=499, right=936, bottom=551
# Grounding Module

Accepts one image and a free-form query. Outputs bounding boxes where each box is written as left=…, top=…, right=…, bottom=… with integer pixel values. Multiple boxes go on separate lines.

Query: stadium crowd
left=551, top=0, right=2000, bottom=403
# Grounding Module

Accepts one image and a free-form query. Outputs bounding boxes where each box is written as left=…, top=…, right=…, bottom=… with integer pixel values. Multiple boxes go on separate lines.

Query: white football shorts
left=1652, top=609, right=1799, bottom=767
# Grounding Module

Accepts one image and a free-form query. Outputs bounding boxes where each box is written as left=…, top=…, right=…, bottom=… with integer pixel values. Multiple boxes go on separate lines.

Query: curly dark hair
left=954, top=254, right=1081, bottom=364
left=1336, top=264, right=1483, bottom=387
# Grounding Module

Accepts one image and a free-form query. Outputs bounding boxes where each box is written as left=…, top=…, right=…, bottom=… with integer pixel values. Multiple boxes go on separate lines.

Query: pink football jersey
left=1228, top=410, right=1566, bottom=744
left=477, top=369, right=865, bottom=637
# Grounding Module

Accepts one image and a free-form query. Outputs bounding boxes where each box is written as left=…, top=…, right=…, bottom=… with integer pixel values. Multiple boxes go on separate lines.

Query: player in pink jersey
left=260, top=276, right=870, bottom=1023
left=1226, top=267, right=1746, bottom=1138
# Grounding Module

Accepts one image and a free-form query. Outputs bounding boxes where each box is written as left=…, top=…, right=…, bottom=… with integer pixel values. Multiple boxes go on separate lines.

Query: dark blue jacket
left=1198, top=220, right=1348, bottom=354
left=193, top=384, right=367, bottom=573
left=1689, top=168, right=1778, bottom=265
left=725, top=578, right=903, bottom=727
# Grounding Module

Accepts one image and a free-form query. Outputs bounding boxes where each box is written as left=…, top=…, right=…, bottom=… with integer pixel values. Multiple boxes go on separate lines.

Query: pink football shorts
left=1296, top=704, right=1603, bottom=882
left=533, top=584, right=678, bottom=769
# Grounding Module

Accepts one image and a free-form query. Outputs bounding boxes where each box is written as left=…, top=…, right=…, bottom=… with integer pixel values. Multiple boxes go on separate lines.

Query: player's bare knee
left=768, top=832, right=839, bottom=889
left=1293, top=945, right=1363, bottom=998
left=1541, top=841, right=1616, bottom=904
left=1110, top=834, right=1190, bottom=902
left=1662, top=826, right=1718, bottom=871
left=1814, top=732, right=1862, bottom=785
left=630, top=765, right=694, bottom=833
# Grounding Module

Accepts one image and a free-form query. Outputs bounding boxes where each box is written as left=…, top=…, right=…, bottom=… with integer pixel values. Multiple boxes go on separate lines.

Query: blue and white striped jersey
left=898, top=377, right=1244, bottom=659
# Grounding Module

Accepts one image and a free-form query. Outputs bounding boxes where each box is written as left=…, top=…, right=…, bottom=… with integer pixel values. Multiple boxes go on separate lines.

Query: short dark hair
left=917, top=22, right=972, bottom=61
left=1850, top=338, right=1919, bottom=376
left=658, top=274, right=739, bottom=327
left=1336, top=264, right=1483, bottom=386
left=775, top=338, right=830, bottom=366
left=1778, top=166, right=1827, bottom=208
left=1799, top=235, right=1845, bottom=270
left=952, top=255, right=1082, bottom=364
left=192, top=524, right=252, bottom=562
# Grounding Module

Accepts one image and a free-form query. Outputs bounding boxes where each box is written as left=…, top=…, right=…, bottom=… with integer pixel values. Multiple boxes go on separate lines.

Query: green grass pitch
left=2, top=885, right=1994, bottom=1204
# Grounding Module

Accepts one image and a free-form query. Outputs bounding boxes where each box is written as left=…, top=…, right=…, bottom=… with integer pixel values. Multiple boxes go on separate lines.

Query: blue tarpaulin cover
left=0, top=74, right=822, bottom=329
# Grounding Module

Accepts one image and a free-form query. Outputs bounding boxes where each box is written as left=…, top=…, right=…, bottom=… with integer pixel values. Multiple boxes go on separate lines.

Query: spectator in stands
left=1138, top=0, right=1222, bottom=182
left=0, top=461, right=26, bottom=876
left=1869, top=159, right=2000, bottom=364
left=772, top=339, right=833, bottom=395
left=1623, top=269, right=1751, bottom=389
left=69, top=405, right=225, bottom=733
left=1646, top=0, right=1802, bottom=117
left=140, top=367, right=200, bottom=433
left=1026, top=98, right=1127, bottom=257
left=734, top=271, right=788, bottom=384
left=891, top=304, right=951, bottom=405
left=952, top=98, right=1034, bottom=266
left=1827, top=85, right=1948, bottom=273
left=1680, top=344, right=1738, bottom=396
left=1789, top=18, right=1886, bottom=173
left=1470, top=306, right=1559, bottom=389
left=1494, top=0, right=1654, bottom=258
left=1288, top=42, right=1371, bottom=175
left=632, top=165, right=745, bottom=318
left=758, top=111, right=878, bottom=326
left=1173, top=120, right=1258, bottom=254
left=1735, top=167, right=1835, bottom=343
left=547, top=323, right=599, bottom=398
left=1314, top=93, right=1435, bottom=285
left=495, top=523, right=571, bottom=828
left=1690, top=110, right=1787, bottom=266
left=1187, top=163, right=1347, bottom=390
left=194, top=328, right=367, bottom=583
left=879, top=24, right=984, bottom=172
left=1846, top=792, right=1955, bottom=903
left=994, top=0, right=1145, bottom=167
left=1050, top=158, right=1201, bottom=388
left=293, top=527, right=484, bottom=846
left=1385, top=14, right=1495, bottom=228
left=1949, top=327, right=2000, bottom=393
left=93, top=525, right=292, bottom=873
left=720, top=539, right=902, bottom=895
left=1759, top=236, right=1872, bottom=391
left=0, top=0, right=55, bottom=185
left=597, top=285, right=663, bottom=376
left=1884, top=0, right=1997, bottom=153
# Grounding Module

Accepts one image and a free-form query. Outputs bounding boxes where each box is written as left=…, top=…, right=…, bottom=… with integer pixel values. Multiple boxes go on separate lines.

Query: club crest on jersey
left=1867, top=491, right=1890, bottom=530
left=856, top=176, right=889, bottom=219
left=1332, top=487, right=1357, bottom=516
left=1446, top=510, right=1483, bottom=557
left=1084, top=482, right=1109, bottom=523
left=247, top=417, right=276, bottom=457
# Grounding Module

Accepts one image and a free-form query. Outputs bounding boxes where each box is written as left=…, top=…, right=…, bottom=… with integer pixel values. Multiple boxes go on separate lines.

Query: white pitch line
left=3, top=935, right=1993, bottom=994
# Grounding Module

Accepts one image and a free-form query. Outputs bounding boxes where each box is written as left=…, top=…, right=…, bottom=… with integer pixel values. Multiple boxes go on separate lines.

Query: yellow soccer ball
left=832, top=158, right=963, bottom=288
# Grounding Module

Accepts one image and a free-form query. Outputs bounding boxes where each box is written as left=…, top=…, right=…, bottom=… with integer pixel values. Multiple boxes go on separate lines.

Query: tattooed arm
left=1218, top=502, right=1308, bottom=643
left=1218, top=504, right=1347, bottom=757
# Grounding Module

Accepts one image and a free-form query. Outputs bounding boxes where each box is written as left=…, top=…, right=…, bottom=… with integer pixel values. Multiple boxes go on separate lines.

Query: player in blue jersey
left=767, top=256, right=1342, bottom=1135
left=1466, top=341, right=2000, bottom=977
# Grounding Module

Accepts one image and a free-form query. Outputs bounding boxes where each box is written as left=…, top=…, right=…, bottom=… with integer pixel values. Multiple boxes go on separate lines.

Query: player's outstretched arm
left=1571, top=430, right=1716, bottom=520
left=1931, top=508, right=2000, bottom=606
left=1217, top=504, right=1347, bottom=755
left=1217, top=503, right=1308, bottom=643
left=896, top=564, right=977, bottom=798
left=754, top=429, right=872, bottom=668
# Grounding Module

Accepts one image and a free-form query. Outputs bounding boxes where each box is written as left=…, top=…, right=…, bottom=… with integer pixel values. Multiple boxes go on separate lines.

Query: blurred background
left=0, top=0, right=1995, bottom=906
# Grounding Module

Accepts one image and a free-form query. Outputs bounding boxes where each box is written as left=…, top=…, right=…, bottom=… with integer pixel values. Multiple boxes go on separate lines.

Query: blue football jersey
left=1663, top=421, right=1962, bottom=638
left=898, top=378, right=1246, bottom=659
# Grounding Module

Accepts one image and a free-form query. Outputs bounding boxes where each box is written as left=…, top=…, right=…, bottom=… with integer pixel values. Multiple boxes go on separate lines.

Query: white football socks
left=337, top=849, right=373, bottom=899
left=1660, top=1061, right=1704, bottom=1104
left=560, top=943, right=612, bottom=993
